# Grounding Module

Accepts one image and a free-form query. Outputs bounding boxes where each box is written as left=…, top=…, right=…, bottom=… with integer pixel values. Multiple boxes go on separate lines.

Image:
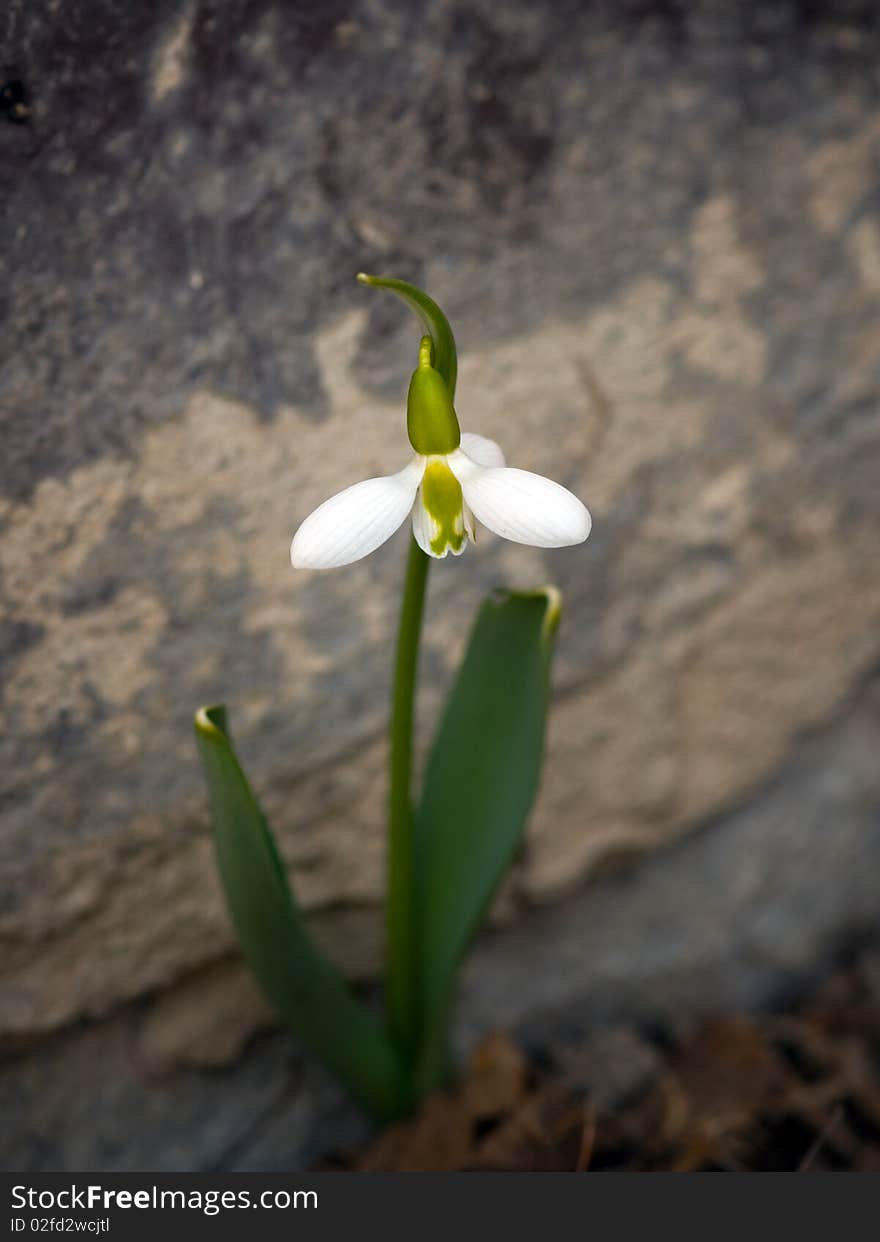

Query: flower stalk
left=386, top=534, right=430, bottom=1066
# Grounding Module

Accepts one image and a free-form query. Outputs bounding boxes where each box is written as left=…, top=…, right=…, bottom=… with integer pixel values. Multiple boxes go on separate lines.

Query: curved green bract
left=412, top=589, right=561, bottom=1095
left=194, top=705, right=406, bottom=1121
left=357, top=273, right=458, bottom=399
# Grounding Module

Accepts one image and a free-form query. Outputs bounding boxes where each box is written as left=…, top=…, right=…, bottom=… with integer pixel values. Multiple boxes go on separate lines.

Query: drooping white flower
left=290, top=342, right=591, bottom=570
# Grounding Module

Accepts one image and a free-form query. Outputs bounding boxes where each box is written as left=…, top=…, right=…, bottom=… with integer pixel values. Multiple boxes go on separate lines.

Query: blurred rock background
left=1, top=0, right=879, bottom=1170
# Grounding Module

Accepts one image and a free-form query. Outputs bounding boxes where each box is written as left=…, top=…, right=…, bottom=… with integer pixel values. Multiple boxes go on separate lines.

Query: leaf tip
left=194, top=703, right=228, bottom=738
left=538, top=584, right=563, bottom=637
left=489, top=585, right=562, bottom=637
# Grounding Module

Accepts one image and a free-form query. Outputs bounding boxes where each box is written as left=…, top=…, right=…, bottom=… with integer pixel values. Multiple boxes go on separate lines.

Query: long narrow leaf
left=195, top=705, right=406, bottom=1121
left=413, top=589, right=561, bottom=1091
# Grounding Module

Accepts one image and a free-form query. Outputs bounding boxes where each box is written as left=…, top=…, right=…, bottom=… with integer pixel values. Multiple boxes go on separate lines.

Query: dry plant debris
left=321, top=951, right=880, bottom=1171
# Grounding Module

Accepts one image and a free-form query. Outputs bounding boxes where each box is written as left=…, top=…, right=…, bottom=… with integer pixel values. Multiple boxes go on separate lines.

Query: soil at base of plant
left=321, top=947, right=880, bottom=1172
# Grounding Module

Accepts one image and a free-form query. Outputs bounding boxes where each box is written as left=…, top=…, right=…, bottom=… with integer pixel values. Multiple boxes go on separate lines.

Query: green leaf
left=413, top=588, right=561, bottom=1092
left=357, top=273, right=458, bottom=399
left=194, top=705, right=406, bottom=1121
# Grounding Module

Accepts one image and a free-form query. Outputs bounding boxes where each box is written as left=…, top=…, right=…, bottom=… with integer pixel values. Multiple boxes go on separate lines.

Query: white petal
left=291, top=461, right=423, bottom=569
left=450, top=456, right=591, bottom=548
left=460, top=432, right=506, bottom=469
left=411, top=489, right=436, bottom=558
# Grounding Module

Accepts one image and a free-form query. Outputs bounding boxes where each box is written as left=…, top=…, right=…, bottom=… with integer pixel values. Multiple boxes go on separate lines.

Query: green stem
left=386, top=535, right=430, bottom=1066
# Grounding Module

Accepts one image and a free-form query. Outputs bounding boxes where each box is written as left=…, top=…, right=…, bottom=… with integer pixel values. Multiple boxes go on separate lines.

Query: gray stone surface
left=463, top=674, right=880, bottom=1041
left=2, top=0, right=880, bottom=1171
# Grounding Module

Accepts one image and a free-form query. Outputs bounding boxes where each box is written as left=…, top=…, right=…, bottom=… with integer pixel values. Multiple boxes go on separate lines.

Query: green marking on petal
left=421, top=460, right=467, bottom=556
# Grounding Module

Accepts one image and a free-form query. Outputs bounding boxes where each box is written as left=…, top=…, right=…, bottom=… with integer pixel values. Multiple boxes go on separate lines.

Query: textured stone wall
left=2, top=0, right=880, bottom=1168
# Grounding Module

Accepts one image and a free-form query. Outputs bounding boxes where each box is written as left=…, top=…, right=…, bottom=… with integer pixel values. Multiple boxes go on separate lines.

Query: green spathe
left=357, top=273, right=458, bottom=398
left=406, top=336, right=461, bottom=455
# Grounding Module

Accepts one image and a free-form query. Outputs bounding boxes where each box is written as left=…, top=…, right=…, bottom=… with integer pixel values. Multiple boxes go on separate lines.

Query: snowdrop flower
left=291, top=338, right=591, bottom=569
